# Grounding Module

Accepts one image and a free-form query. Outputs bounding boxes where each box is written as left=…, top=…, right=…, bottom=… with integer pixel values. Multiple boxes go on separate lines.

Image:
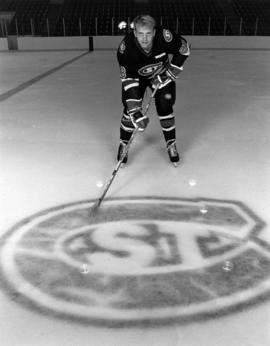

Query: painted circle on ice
left=0, top=197, right=269, bottom=326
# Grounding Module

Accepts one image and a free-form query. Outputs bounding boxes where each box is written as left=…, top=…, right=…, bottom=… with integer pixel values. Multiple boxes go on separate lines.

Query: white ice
left=0, top=48, right=270, bottom=346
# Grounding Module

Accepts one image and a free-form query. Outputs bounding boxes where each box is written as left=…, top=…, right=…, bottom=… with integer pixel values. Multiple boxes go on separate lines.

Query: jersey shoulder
left=154, top=27, right=180, bottom=52
left=155, top=27, right=175, bottom=44
left=117, top=32, right=135, bottom=54
left=155, top=27, right=190, bottom=55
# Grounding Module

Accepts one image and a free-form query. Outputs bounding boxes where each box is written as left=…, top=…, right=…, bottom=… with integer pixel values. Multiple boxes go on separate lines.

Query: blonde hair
left=133, top=15, right=156, bottom=30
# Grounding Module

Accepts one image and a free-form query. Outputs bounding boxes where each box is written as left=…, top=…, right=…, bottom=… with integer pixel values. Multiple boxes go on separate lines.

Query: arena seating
left=0, top=0, right=269, bottom=37
left=0, top=0, right=49, bottom=35
left=231, top=0, right=270, bottom=35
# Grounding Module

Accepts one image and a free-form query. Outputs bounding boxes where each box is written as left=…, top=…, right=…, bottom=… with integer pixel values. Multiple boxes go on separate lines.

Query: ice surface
left=0, top=49, right=269, bottom=346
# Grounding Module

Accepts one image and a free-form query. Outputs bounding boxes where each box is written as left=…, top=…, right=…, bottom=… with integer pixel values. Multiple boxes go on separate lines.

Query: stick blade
left=89, top=200, right=101, bottom=217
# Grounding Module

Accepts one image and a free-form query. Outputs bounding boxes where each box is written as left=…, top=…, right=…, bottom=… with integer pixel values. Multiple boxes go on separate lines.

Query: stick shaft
left=94, top=127, right=139, bottom=208
left=93, top=85, right=159, bottom=209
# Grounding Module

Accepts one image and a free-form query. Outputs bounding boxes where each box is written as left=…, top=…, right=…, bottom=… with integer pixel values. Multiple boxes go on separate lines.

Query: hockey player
left=117, top=14, right=190, bottom=166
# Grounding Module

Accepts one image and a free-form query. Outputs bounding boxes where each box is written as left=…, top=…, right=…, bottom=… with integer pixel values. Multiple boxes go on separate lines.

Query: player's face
left=134, top=25, right=155, bottom=50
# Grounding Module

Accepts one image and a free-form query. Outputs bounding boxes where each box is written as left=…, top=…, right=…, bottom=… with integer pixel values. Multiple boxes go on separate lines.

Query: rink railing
left=0, top=15, right=269, bottom=37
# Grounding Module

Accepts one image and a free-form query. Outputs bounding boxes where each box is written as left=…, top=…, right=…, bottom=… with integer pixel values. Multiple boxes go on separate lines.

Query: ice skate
left=167, top=141, right=180, bottom=167
left=117, top=140, right=128, bottom=167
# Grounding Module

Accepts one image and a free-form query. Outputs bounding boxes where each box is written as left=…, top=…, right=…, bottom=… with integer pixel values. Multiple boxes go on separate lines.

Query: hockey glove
left=151, top=72, right=172, bottom=90
left=130, top=111, right=149, bottom=131
left=151, top=64, right=183, bottom=89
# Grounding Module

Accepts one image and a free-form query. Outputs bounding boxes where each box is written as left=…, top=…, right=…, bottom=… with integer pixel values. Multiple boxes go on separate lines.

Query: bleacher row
left=0, top=0, right=269, bottom=37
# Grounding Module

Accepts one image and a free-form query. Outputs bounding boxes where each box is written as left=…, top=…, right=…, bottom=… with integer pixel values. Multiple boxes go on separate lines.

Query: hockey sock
left=159, top=113, right=176, bottom=143
left=120, top=113, right=135, bottom=142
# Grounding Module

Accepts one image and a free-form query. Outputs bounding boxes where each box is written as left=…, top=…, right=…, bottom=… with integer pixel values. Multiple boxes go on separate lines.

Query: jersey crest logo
left=163, top=29, right=173, bottom=42
left=119, top=41, right=126, bottom=54
left=119, top=66, right=126, bottom=79
left=138, top=62, right=163, bottom=77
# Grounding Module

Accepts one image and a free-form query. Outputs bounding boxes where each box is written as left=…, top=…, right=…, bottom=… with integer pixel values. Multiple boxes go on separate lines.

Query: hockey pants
left=120, top=81, right=176, bottom=146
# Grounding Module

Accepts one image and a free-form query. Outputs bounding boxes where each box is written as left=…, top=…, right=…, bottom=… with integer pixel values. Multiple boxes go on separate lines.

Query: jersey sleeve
left=161, top=29, right=191, bottom=79
left=117, top=39, right=142, bottom=115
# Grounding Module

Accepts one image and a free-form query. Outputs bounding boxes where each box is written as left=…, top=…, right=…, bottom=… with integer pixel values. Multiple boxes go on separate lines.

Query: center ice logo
left=0, top=197, right=269, bottom=326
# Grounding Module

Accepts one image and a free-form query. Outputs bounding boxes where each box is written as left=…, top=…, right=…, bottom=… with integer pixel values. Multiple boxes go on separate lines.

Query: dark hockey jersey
left=117, top=27, right=190, bottom=100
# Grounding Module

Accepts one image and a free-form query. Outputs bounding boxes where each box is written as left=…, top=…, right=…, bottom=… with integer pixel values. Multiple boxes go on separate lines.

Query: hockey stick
left=90, top=84, right=160, bottom=213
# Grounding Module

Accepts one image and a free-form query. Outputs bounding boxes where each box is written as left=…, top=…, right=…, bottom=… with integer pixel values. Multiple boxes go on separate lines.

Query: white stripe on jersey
left=162, top=125, right=176, bottom=132
left=159, top=114, right=174, bottom=120
left=126, top=98, right=142, bottom=103
left=124, top=82, right=139, bottom=91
